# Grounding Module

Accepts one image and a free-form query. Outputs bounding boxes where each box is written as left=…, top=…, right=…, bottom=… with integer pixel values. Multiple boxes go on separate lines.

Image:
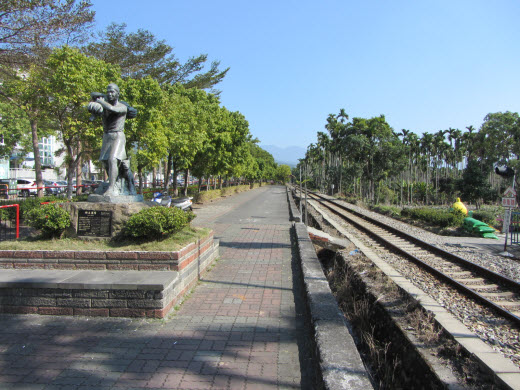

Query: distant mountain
left=260, top=145, right=306, bottom=167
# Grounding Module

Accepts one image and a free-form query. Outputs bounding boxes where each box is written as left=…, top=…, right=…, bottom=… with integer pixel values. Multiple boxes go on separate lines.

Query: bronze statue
left=87, top=84, right=137, bottom=197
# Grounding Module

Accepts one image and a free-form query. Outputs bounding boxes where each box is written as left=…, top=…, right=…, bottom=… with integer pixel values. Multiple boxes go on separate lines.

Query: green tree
left=122, top=76, right=168, bottom=193
left=0, top=101, right=30, bottom=158
left=0, top=0, right=94, bottom=67
left=249, top=143, right=276, bottom=183
left=0, top=63, right=54, bottom=196
left=478, top=111, right=520, bottom=202
left=225, top=111, right=254, bottom=184
left=84, top=23, right=229, bottom=92
left=182, top=88, right=223, bottom=190
left=479, top=112, right=520, bottom=163
left=43, top=46, right=121, bottom=198
left=458, top=159, right=493, bottom=209
left=275, top=164, right=291, bottom=183
left=346, top=115, right=404, bottom=202
left=0, top=0, right=94, bottom=196
left=162, top=84, right=206, bottom=195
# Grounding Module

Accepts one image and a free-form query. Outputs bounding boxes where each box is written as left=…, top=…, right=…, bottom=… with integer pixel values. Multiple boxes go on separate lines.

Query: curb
left=292, top=222, right=373, bottom=389
left=286, top=186, right=301, bottom=222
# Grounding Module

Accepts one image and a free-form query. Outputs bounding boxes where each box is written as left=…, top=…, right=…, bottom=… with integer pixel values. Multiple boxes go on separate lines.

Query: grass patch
left=401, top=207, right=465, bottom=228
left=0, top=226, right=211, bottom=252
left=193, top=189, right=222, bottom=204
left=370, top=204, right=401, bottom=218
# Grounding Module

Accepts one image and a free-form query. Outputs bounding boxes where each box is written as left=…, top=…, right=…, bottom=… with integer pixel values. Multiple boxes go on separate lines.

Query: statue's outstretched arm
left=87, top=101, right=103, bottom=116
left=97, top=98, right=127, bottom=114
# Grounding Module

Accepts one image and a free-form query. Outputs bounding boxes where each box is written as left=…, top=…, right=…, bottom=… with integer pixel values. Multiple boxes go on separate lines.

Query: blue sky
left=90, top=0, right=520, bottom=150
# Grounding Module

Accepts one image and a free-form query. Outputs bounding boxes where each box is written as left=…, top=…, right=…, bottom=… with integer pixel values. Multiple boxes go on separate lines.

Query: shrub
left=401, top=207, right=465, bottom=228
left=376, top=185, right=397, bottom=204
left=122, top=206, right=191, bottom=239
left=18, top=196, right=59, bottom=220
left=72, top=194, right=89, bottom=202
left=341, top=194, right=361, bottom=204
left=193, top=189, right=221, bottom=204
left=0, top=208, right=10, bottom=221
left=187, top=185, right=200, bottom=196
left=0, top=204, right=19, bottom=220
left=235, top=185, right=250, bottom=193
left=472, top=210, right=498, bottom=226
left=25, top=203, right=71, bottom=238
left=371, top=205, right=401, bottom=218
left=220, top=187, right=235, bottom=197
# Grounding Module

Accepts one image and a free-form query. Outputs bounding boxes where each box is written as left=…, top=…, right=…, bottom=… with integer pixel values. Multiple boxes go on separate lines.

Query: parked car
left=43, top=180, right=59, bottom=196
left=81, top=180, right=102, bottom=194
left=56, top=181, right=68, bottom=194
left=0, top=179, right=9, bottom=199
left=16, top=179, right=37, bottom=197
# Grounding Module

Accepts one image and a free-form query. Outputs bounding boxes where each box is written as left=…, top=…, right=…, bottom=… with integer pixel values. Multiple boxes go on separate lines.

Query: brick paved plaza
left=0, top=186, right=315, bottom=389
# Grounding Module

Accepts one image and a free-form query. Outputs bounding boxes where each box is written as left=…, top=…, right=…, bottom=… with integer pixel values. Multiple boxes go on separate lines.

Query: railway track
left=300, top=189, right=520, bottom=328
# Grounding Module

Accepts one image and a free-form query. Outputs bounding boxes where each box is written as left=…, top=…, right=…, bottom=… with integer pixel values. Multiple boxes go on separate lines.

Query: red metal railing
left=0, top=204, right=19, bottom=239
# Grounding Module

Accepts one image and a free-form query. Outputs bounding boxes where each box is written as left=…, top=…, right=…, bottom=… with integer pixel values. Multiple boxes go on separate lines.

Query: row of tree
left=298, top=109, right=520, bottom=207
left=0, top=1, right=286, bottom=198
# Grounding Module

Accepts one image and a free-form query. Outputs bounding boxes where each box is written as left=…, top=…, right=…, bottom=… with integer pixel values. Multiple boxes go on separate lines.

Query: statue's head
left=106, top=83, right=120, bottom=103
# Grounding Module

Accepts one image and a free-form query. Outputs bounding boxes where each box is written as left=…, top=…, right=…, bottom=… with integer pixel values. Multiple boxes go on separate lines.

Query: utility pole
left=495, top=166, right=516, bottom=257
left=500, top=175, right=516, bottom=257
left=304, top=162, right=308, bottom=226
left=299, top=165, right=302, bottom=217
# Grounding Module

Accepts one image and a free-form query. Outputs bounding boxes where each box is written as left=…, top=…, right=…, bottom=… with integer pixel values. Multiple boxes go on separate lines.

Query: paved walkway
left=0, top=185, right=315, bottom=389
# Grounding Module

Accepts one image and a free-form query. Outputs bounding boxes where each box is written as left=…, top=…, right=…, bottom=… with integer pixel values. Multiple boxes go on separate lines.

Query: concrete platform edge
left=287, top=186, right=301, bottom=222
left=292, top=221, right=374, bottom=390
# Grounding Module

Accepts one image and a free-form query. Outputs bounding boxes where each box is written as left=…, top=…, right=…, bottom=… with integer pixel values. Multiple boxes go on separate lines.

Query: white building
left=5, top=135, right=65, bottom=181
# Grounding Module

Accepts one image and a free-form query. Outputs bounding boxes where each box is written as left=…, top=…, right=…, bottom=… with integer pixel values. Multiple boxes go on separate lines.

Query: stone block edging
left=0, top=236, right=219, bottom=319
left=286, top=185, right=301, bottom=222
left=0, top=232, right=214, bottom=272
left=293, top=222, right=373, bottom=390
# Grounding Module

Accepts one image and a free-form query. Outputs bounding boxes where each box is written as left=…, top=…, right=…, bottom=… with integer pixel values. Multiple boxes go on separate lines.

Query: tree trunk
left=66, top=162, right=75, bottom=200
left=165, top=155, right=172, bottom=193
left=75, top=138, right=83, bottom=195
left=76, top=151, right=82, bottom=196
left=138, top=166, right=144, bottom=195
left=339, top=155, right=342, bottom=195
left=172, top=166, right=179, bottom=197
left=183, top=169, right=189, bottom=196
left=30, top=119, right=44, bottom=198
left=64, top=140, right=78, bottom=199
left=152, top=167, right=157, bottom=188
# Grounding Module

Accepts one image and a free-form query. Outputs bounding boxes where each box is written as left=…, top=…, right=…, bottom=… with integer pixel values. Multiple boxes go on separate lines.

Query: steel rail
left=300, top=189, right=520, bottom=328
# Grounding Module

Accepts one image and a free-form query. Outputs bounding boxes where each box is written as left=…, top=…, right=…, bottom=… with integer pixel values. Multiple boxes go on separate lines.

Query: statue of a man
left=88, top=83, right=136, bottom=196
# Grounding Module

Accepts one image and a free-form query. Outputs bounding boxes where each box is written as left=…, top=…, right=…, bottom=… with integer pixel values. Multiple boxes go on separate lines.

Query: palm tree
left=432, top=130, right=448, bottom=202
left=420, top=132, right=434, bottom=204
left=397, top=129, right=411, bottom=205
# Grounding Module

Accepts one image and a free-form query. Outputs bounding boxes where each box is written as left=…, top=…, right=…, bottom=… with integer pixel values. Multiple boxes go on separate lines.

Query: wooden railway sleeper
left=454, top=277, right=488, bottom=284
left=480, top=291, right=516, bottom=298
left=472, top=284, right=501, bottom=291
left=496, top=301, right=520, bottom=308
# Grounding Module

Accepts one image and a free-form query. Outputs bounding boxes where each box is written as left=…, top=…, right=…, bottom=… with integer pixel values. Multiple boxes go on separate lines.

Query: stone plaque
left=77, top=209, right=112, bottom=237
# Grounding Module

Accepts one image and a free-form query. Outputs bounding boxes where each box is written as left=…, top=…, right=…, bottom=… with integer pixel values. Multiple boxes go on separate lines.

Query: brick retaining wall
left=0, top=232, right=214, bottom=271
left=0, top=233, right=219, bottom=318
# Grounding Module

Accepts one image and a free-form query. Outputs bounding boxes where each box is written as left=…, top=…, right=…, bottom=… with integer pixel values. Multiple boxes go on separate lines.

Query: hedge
left=401, top=207, right=465, bottom=228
